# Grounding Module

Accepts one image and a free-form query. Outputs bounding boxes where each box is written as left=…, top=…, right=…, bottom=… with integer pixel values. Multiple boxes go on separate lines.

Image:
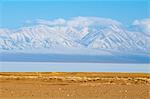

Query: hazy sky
left=0, top=0, right=149, bottom=28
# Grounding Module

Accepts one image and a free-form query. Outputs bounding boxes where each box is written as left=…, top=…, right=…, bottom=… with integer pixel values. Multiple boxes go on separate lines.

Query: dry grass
left=0, top=72, right=149, bottom=84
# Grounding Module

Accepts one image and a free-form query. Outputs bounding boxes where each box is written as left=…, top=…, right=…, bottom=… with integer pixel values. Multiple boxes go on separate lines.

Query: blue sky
left=0, top=0, right=149, bottom=28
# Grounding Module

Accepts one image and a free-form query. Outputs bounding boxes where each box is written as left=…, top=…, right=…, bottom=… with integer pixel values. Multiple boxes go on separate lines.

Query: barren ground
left=0, top=72, right=150, bottom=99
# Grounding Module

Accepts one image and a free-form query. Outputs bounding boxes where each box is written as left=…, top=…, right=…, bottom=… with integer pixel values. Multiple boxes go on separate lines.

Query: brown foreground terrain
left=0, top=72, right=150, bottom=99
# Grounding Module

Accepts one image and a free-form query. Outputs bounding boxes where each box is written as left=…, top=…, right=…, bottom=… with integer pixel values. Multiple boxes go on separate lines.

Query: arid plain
left=0, top=72, right=150, bottom=99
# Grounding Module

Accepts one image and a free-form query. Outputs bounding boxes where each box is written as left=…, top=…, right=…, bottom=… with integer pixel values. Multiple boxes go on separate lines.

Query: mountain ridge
left=0, top=17, right=150, bottom=55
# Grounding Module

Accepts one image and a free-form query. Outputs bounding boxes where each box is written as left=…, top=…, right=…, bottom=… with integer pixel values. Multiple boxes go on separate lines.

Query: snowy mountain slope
left=0, top=25, right=82, bottom=50
left=0, top=17, right=150, bottom=55
left=88, top=27, right=150, bottom=53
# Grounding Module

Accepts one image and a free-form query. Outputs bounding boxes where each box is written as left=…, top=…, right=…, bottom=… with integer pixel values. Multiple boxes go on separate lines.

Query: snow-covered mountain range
left=0, top=17, right=150, bottom=56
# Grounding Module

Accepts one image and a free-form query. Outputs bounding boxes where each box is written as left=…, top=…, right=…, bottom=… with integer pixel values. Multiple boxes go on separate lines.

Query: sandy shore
left=0, top=72, right=150, bottom=99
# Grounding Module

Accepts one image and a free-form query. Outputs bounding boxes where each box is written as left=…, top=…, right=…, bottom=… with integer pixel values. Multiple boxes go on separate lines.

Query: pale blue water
left=0, top=62, right=149, bottom=73
left=0, top=53, right=149, bottom=63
